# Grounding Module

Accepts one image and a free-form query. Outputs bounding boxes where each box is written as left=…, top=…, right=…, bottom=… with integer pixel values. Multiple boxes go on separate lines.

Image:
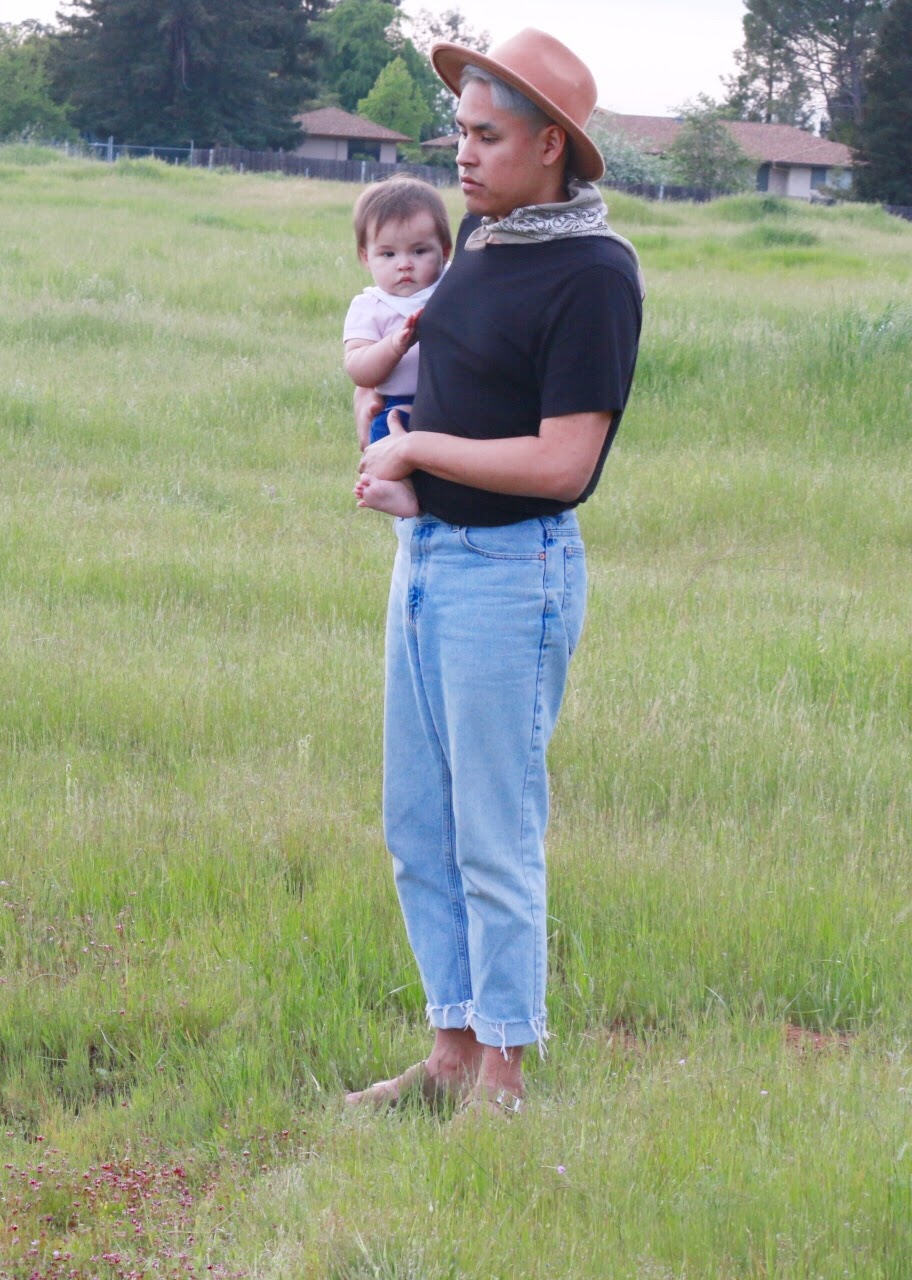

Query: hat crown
left=482, top=29, right=597, bottom=131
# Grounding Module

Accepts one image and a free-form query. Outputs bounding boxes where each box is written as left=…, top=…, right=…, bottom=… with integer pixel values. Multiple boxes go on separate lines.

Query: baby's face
left=360, top=211, right=447, bottom=297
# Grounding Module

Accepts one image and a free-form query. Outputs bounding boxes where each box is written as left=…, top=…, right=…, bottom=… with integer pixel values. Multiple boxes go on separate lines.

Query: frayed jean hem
left=426, top=1001, right=549, bottom=1057
left=426, top=999, right=474, bottom=1032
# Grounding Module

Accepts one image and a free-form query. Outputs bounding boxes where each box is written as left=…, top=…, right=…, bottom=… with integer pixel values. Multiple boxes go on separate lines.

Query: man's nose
left=456, top=136, right=475, bottom=166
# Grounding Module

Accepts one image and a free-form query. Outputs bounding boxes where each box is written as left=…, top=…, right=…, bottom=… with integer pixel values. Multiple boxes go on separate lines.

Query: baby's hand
left=390, top=308, right=423, bottom=358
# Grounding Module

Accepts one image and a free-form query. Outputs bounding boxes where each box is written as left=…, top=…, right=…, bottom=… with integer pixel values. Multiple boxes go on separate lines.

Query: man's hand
left=358, top=408, right=415, bottom=481
left=354, top=386, right=384, bottom=452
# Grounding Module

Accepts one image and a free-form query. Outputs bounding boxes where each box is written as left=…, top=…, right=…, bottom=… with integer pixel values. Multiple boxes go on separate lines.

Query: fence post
left=107, top=135, right=114, bottom=163
left=361, top=160, right=366, bottom=184
left=189, top=140, right=194, bottom=165
left=658, top=184, right=665, bottom=201
left=208, top=147, right=214, bottom=169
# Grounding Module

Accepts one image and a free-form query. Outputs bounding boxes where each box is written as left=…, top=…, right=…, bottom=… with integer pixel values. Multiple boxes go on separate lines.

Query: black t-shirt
left=409, top=214, right=643, bottom=527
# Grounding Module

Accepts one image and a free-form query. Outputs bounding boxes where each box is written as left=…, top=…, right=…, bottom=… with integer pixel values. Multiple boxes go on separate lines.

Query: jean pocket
left=458, top=525, right=545, bottom=560
left=561, top=544, right=587, bottom=656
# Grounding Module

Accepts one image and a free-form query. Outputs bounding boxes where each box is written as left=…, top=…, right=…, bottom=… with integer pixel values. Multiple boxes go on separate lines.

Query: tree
left=722, top=0, right=813, bottom=126
left=588, top=125, right=671, bottom=186
left=406, top=7, right=490, bottom=58
left=726, top=0, right=886, bottom=143
left=50, top=0, right=329, bottom=148
left=0, top=22, right=74, bottom=139
left=668, top=96, right=755, bottom=192
left=316, top=0, right=399, bottom=112
left=856, top=0, right=912, bottom=203
left=357, top=55, right=431, bottom=141
left=405, top=7, right=490, bottom=139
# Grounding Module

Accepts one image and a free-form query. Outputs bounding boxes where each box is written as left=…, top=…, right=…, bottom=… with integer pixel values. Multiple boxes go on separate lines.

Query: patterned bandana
left=464, top=179, right=646, bottom=299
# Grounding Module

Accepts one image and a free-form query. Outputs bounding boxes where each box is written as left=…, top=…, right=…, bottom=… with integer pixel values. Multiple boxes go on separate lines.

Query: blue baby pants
left=370, top=394, right=415, bottom=444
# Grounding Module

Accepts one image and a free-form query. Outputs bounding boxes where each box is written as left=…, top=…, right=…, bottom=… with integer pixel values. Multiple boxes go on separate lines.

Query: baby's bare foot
left=356, top=476, right=419, bottom=518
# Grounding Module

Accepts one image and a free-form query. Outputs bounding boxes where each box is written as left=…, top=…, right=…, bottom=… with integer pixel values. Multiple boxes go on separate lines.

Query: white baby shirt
left=342, top=279, right=440, bottom=397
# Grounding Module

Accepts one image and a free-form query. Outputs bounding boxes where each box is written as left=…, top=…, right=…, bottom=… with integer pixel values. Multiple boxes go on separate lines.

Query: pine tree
left=50, top=0, right=329, bottom=147
left=357, top=55, right=430, bottom=142
left=856, top=0, right=912, bottom=203
left=722, top=0, right=813, bottom=126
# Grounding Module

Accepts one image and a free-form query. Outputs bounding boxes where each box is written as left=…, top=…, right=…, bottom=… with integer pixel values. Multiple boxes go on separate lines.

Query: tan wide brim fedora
left=431, top=28, right=605, bottom=183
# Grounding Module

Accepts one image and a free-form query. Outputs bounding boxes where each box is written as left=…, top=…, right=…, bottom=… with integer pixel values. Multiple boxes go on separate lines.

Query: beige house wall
left=294, top=136, right=348, bottom=162
left=786, top=165, right=813, bottom=199
left=768, top=165, right=789, bottom=195
left=379, top=142, right=398, bottom=164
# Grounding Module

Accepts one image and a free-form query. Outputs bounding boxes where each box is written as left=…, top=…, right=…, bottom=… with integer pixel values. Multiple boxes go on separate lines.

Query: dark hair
left=354, top=176, right=452, bottom=256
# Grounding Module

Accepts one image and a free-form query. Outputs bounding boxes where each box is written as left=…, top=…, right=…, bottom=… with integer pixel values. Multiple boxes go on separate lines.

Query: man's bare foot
left=355, top=475, right=419, bottom=517
left=454, top=1045, right=525, bottom=1120
left=346, top=1029, right=483, bottom=1110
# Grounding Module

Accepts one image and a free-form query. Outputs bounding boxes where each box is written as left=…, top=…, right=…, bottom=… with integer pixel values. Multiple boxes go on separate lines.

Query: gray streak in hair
left=459, top=64, right=552, bottom=130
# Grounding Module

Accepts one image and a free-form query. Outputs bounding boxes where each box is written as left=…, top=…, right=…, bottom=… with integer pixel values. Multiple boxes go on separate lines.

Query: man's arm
left=358, top=410, right=613, bottom=504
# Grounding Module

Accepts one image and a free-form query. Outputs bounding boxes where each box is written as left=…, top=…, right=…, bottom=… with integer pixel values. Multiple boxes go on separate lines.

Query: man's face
left=455, top=80, right=563, bottom=220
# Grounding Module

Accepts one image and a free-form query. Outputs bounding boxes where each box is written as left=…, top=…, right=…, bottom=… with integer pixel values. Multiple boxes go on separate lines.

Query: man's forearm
left=401, top=419, right=609, bottom=504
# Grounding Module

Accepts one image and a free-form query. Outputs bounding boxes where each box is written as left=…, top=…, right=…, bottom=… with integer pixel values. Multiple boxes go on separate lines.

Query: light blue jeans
left=383, top=511, right=587, bottom=1052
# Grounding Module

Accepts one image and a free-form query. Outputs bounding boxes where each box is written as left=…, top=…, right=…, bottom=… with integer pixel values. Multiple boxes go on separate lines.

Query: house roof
left=422, top=132, right=460, bottom=150
left=594, top=110, right=855, bottom=168
left=294, top=107, right=411, bottom=144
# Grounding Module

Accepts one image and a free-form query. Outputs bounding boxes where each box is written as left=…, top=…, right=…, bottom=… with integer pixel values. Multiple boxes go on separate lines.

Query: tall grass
left=1, top=150, right=911, bottom=1277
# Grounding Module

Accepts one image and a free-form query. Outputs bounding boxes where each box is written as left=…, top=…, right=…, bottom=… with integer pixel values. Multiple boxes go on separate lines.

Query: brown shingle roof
left=594, top=110, right=854, bottom=167
left=294, top=107, right=411, bottom=144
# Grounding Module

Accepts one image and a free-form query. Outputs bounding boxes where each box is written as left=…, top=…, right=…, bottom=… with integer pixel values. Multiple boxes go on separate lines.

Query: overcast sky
left=5, top=0, right=748, bottom=117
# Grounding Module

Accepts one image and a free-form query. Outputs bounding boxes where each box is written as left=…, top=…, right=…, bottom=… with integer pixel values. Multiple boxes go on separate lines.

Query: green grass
left=1, top=148, right=911, bottom=1278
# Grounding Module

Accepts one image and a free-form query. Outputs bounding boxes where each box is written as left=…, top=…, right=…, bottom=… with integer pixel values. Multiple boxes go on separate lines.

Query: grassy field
left=0, top=144, right=910, bottom=1278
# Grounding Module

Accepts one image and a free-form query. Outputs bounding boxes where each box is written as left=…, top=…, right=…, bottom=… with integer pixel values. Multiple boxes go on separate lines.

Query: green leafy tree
left=357, top=54, right=431, bottom=142
left=317, top=0, right=399, bottom=112
left=722, top=0, right=813, bottom=126
left=856, top=0, right=912, bottom=203
left=589, top=124, right=671, bottom=186
left=405, top=7, right=490, bottom=139
left=0, top=22, right=74, bottom=139
left=668, top=95, right=755, bottom=192
left=50, top=0, right=328, bottom=147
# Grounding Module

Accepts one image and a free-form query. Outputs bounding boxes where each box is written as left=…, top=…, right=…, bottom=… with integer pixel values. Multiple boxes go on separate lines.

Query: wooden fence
left=884, top=205, right=912, bottom=222
left=197, top=147, right=456, bottom=187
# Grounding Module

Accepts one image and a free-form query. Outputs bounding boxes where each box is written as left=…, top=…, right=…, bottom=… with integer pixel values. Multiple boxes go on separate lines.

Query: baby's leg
left=354, top=475, right=420, bottom=518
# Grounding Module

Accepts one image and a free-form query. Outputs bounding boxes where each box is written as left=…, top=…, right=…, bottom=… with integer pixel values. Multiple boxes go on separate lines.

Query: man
left=347, top=29, right=643, bottom=1114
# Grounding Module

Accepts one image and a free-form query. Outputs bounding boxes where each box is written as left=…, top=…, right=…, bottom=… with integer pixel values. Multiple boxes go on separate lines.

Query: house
left=292, top=107, right=411, bottom=165
left=422, top=112, right=855, bottom=198
left=594, top=111, right=854, bottom=198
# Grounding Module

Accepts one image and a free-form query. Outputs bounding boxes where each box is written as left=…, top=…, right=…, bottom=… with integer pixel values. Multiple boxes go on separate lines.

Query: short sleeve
left=536, top=264, right=641, bottom=420
left=343, top=293, right=384, bottom=343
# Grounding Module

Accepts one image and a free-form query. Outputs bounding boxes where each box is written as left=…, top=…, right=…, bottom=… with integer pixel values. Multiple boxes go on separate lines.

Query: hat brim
left=431, top=41, right=605, bottom=183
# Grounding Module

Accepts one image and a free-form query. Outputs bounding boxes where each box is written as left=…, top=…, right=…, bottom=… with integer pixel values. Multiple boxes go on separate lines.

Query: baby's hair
left=354, top=176, right=452, bottom=257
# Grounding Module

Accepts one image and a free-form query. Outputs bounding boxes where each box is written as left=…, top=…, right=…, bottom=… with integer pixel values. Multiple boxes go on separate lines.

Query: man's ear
left=541, top=123, right=568, bottom=170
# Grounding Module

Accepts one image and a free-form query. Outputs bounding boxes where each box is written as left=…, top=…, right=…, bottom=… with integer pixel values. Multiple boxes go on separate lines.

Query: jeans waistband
left=412, top=510, right=580, bottom=537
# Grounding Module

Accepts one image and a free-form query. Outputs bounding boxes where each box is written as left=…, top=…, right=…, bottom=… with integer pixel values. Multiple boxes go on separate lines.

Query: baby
left=343, top=176, right=452, bottom=517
